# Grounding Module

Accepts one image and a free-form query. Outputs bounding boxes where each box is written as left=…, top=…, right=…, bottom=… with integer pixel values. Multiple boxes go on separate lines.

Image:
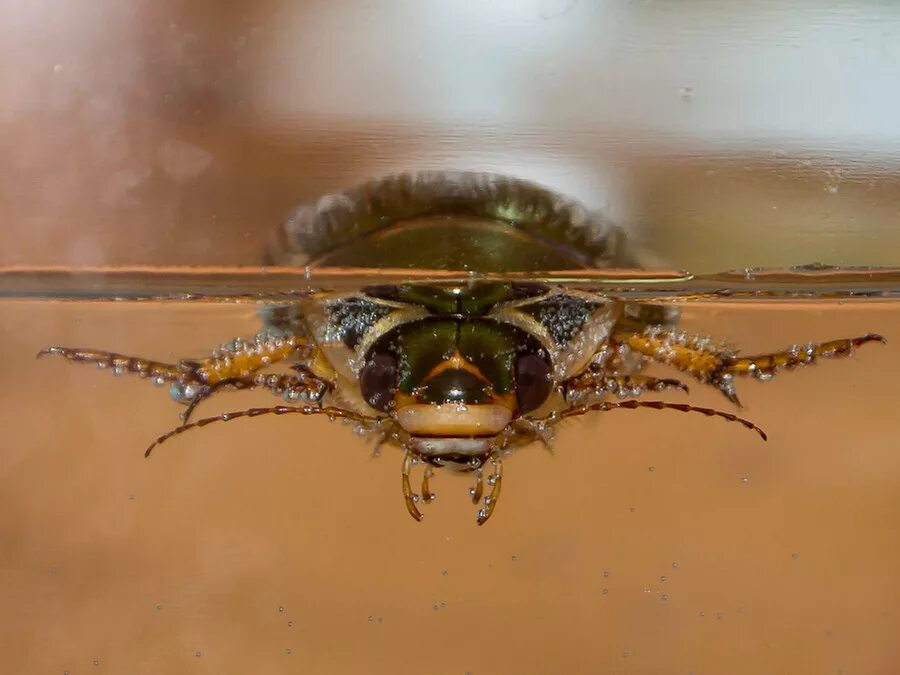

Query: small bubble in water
left=194, top=651, right=201, bottom=657
left=660, top=594, right=669, bottom=601
left=672, top=561, right=679, bottom=569
left=602, top=570, right=610, bottom=577
left=643, top=586, right=652, bottom=593
left=699, top=611, right=705, bottom=617
left=368, top=615, right=374, bottom=622
left=740, top=475, right=750, bottom=484
left=93, top=658, right=100, bottom=666
left=621, top=648, right=631, bottom=658
left=285, top=648, right=292, bottom=655
left=660, top=575, right=667, bottom=583
left=648, top=466, right=655, bottom=472
left=791, top=552, right=798, bottom=560
left=510, top=554, right=518, bottom=561
left=278, top=606, right=284, bottom=613
left=680, top=86, right=694, bottom=101
left=716, top=612, right=724, bottom=620
left=128, top=493, right=135, bottom=500
left=629, top=506, right=636, bottom=513
left=602, top=588, right=608, bottom=595
left=287, top=620, right=293, bottom=627
left=155, top=603, right=162, bottom=611
left=441, top=570, right=448, bottom=576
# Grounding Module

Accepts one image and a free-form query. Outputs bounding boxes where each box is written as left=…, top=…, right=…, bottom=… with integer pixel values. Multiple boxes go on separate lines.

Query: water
left=2, top=268, right=899, bottom=674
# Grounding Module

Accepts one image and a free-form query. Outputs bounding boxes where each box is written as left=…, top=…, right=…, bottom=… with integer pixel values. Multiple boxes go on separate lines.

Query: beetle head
left=358, top=318, right=553, bottom=463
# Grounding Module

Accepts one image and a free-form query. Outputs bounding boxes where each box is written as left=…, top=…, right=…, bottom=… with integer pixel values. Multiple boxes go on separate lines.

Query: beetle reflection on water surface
left=40, top=173, right=884, bottom=524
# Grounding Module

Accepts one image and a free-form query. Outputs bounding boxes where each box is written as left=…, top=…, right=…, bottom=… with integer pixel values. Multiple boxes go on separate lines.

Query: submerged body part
left=39, top=280, right=883, bottom=524
left=39, top=172, right=885, bottom=524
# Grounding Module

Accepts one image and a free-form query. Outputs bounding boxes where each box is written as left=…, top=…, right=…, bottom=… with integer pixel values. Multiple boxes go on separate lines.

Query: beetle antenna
left=544, top=399, right=767, bottom=440
left=144, top=405, right=382, bottom=457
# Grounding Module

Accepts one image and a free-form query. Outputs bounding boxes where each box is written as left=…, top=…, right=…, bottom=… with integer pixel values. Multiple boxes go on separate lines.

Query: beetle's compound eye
left=360, top=352, right=398, bottom=413
left=514, top=352, right=553, bottom=414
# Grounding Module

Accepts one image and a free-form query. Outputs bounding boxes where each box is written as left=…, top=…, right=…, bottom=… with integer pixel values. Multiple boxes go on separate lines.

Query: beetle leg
left=614, top=329, right=885, bottom=405
left=40, top=332, right=316, bottom=418
left=476, top=454, right=503, bottom=526
left=179, top=368, right=331, bottom=424
left=401, top=450, right=424, bottom=522
left=37, top=347, right=183, bottom=383
left=563, top=371, right=689, bottom=403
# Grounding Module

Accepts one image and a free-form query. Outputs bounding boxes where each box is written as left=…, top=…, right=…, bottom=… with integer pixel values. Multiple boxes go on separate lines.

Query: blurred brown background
left=2, top=299, right=899, bottom=674
left=1, top=0, right=899, bottom=272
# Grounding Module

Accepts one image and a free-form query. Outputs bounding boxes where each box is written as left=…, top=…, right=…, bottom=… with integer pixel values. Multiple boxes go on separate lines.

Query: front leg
left=39, top=332, right=321, bottom=420
left=614, top=328, right=885, bottom=405
left=563, top=369, right=689, bottom=403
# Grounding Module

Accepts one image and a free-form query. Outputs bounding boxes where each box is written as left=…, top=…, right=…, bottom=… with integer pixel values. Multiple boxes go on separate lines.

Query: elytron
left=40, top=173, right=884, bottom=524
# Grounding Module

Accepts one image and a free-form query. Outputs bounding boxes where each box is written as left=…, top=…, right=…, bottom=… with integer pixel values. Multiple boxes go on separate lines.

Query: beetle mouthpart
left=474, top=454, right=503, bottom=526
left=396, top=403, right=512, bottom=436
left=409, top=436, right=493, bottom=461
left=400, top=448, right=504, bottom=525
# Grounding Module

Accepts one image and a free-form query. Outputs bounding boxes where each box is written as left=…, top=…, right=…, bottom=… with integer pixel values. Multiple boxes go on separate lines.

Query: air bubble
left=672, top=562, right=679, bottom=569
left=285, top=648, right=293, bottom=655
left=195, top=651, right=202, bottom=657
left=603, top=570, right=610, bottom=577
left=602, top=588, right=608, bottom=595
left=648, top=466, right=655, bottom=472
left=169, top=382, right=201, bottom=403
left=740, top=475, right=750, bottom=484
left=278, top=606, right=284, bottom=613
left=660, top=575, right=667, bottom=583
left=660, top=594, right=669, bottom=601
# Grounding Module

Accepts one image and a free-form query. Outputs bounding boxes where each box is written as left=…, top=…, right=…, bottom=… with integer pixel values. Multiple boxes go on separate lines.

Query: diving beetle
left=40, top=172, right=884, bottom=524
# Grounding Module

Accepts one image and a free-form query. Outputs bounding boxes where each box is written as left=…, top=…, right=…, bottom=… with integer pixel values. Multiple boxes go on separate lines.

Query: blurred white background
left=2, top=0, right=899, bottom=271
